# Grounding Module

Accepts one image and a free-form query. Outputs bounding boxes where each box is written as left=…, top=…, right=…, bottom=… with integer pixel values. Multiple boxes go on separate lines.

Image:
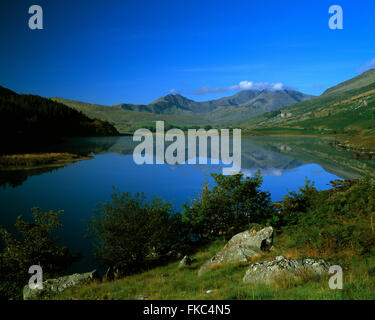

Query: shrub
left=284, top=178, right=375, bottom=254
left=279, top=179, right=318, bottom=226
left=181, top=171, right=275, bottom=241
left=0, top=208, right=75, bottom=300
left=89, top=190, right=183, bottom=275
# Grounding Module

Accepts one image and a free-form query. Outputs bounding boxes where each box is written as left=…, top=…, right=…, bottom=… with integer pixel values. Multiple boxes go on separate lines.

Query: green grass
left=50, top=234, right=375, bottom=300
left=35, top=177, right=375, bottom=300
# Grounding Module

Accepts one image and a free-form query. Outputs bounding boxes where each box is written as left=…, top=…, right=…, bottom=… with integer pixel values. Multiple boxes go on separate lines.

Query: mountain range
left=116, top=89, right=313, bottom=115
left=52, top=89, right=313, bottom=132
left=3, top=68, right=375, bottom=143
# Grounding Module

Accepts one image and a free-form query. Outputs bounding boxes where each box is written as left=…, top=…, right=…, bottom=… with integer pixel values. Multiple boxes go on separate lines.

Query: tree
left=0, top=208, right=76, bottom=300
left=89, top=190, right=183, bottom=275
left=279, top=179, right=318, bottom=226
left=182, top=171, right=275, bottom=241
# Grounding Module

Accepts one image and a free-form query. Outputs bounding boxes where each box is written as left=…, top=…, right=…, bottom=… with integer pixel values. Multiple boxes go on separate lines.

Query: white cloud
left=192, top=81, right=286, bottom=95
left=357, top=58, right=375, bottom=73
left=229, top=81, right=254, bottom=90
left=272, top=82, right=284, bottom=90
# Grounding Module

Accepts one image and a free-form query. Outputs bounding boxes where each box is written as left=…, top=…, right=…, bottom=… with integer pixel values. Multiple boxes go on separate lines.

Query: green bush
left=279, top=179, right=319, bottom=226
left=182, top=172, right=275, bottom=241
left=283, top=178, right=375, bottom=254
left=0, top=208, right=75, bottom=300
left=89, top=190, right=183, bottom=275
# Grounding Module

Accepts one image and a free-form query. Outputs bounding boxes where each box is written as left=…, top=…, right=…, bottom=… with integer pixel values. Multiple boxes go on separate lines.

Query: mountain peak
left=118, top=88, right=313, bottom=115
left=164, top=93, right=187, bottom=99
left=151, top=93, right=194, bottom=104
left=168, top=93, right=183, bottom=97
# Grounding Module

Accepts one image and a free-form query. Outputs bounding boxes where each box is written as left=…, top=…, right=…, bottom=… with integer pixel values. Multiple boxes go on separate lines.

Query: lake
left=0, top=135, right=373, bottom=273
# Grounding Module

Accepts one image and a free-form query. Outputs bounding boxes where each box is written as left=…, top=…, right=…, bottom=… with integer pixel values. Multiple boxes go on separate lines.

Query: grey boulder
left=243, top=255, right=331, bottom=284
left=198, top=227, right=273, bottom=276
left=23, top=270, right=99, bottom=300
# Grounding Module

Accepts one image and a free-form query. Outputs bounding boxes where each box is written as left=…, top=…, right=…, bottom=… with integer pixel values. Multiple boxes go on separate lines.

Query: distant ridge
left=52, top=88, right=314, bottom=132
left=116, top=89, right=314, bottom=115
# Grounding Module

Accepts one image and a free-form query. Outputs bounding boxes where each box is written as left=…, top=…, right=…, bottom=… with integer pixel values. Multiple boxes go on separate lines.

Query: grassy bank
left=49, top=178, right=375, bottom=300
left=0, top=153, right=92, bottom=171
left=3, top=173, right=375, bottom=300
left=51, top=234, right=375, bottom=300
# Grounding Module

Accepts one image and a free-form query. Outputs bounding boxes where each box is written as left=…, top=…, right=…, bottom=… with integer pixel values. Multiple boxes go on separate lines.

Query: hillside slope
left=244, top=70, right=375, bottom=150
left=51, top=97, right=212, bottom=132
left=0, top=86, right=119, bottom=140
left=322, top=69, right=375, bottom=96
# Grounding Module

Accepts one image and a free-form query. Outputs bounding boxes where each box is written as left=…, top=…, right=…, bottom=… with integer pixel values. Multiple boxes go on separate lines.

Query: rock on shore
left=23, top=270, right=99, bottom=300
left=243, top=255, right=331, bottom=284
left=198, top=227, right=273, bottom=276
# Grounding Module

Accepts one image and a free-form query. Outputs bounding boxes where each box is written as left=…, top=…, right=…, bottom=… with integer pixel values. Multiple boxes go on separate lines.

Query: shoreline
left=0, top=153, right=93, bottom=171
left=123, top=128, right=375, bottom=152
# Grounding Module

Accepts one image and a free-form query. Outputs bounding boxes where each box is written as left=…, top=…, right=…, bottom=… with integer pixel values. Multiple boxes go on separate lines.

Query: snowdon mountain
left=51, top=88, right=314, bottom=132
left=116, top=89, right=314, bottom=115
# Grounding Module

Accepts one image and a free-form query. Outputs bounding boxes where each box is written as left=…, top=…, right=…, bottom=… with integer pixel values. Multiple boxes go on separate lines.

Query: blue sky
left=1, top=0, right=375, bottom=105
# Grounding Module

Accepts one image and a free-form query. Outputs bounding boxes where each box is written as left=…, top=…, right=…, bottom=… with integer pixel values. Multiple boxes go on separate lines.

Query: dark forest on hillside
left=0, top=86, right=119, bottom=146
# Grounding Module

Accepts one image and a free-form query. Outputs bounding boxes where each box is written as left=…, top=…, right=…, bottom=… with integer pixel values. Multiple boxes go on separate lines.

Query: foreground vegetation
left=0, top=209, right=77, bottom=300
left=62, top=176, right=375, bottom=300
left=53, top=237, right=375, bottom=300
left=2, top=174, right=375, bottom=300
